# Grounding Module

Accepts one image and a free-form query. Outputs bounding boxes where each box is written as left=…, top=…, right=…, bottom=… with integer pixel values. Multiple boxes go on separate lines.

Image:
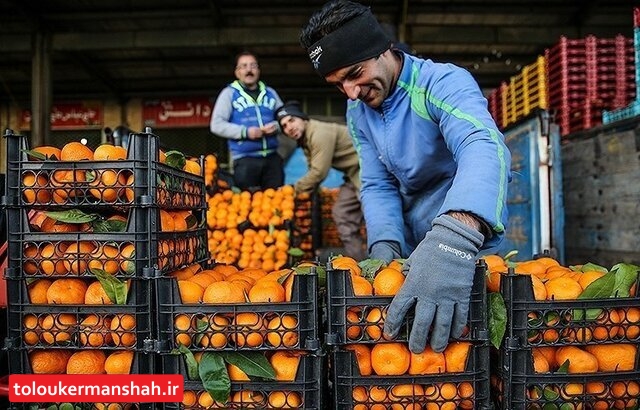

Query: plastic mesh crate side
left=5, top=279, right=154, bottom=350
left=331, top=347, right=491, bottom=410
left=155, top=273, right=319, bottom=352
left=161, top=350, right=323, bottom=409
left=500, top=272, right=640, bottom=349
left=326, top=262, right=488, bottom=346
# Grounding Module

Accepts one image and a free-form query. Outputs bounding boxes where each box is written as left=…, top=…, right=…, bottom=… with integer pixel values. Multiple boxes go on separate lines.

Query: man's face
left=235, top=55, right=260, bottom=88
left=324, top=52, right=395, bottom=108
left=279, top=115, right=306, bottom=140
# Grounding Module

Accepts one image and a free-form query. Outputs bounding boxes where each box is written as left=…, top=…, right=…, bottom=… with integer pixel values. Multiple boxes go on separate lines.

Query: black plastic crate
left=492, top=348, right=640, bottom=409
left=325, top=262, right=488, bottom=345
left=155, top=272, right=320, bottom=352
left=331, top=346, right=491, bottom=409
left=3, top=208, right=209, bottom=280
left=161, top=350, right=323, bottom=409
left=499, top=273, right=640, bottom=348
left=3, top=129, right=206, bottom=210
left=7, top=348, right=154, bottom=410
left=5, top=278, right=154, bottom=350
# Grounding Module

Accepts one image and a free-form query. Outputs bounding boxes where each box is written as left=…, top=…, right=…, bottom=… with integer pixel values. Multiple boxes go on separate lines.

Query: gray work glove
left=369, top=240, right=402, bottom=263
left=383, top=214, right=483, bottom=353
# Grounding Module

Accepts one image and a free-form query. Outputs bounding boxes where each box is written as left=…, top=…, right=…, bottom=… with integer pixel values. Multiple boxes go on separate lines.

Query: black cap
left=276, top=101, right=309, bottom=125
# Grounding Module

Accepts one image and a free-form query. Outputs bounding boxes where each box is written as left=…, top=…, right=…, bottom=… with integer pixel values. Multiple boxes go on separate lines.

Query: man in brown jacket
left=276, top=101, right=366, bottom=260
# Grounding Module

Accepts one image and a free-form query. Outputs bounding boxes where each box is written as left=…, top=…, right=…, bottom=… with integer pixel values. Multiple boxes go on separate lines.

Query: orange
left=268, top=391, right=301, bottom=409
left=159, top=209, right=175, bottom=231
left=183, top=159, right=201, bottom=175
left=443, top=341, right=472, bottom=373
left=371, top=342, right=410, bottom=376
left=119, top=243, right=136, bottom=275
left=611, top=380, right=639, bottom=409
left=23, top=314, right=41, bottom=346
left=24, top=242, right=67, bottom=276
left=230, top=390, right=264, bottom=406
left=529, top=274, right=547, bottom=301
left=227, top=363, right=250, bottom=381
left=88, top=169, right=128, bottom=202
left=577, top=270, right=607, bottom=290
left=22, top=172, right=51, bottom=204
left=372, top=267, right=405, bottom=296
left=84, top=280, right=115, bottom=304
left=458, top=382, right=475, bottom=410
left=47, top=278, right=88, bottom=304
left=62, top=241, right=97, bottom=274
left=41, top=313, right=77, bottom=344
left=31, top=145, right=61, bottom=160
left=67, top=350, right=107, bottom=374
left=266, top=314, right=299, bottom=348
left=351, top=275, right=373, bottom=296
left=584, top=344, right=637, bottom=372
left=188, top=272, right=219, bottom=289
left=270, top=350, right=301, bottom=381
left=346, top=308, right=363, bottom=341
left=61, top=141, right=94, bottom=161
left=124, top=174, right=135, bottom=203
left=591, top=309, right=621, bottom=341
left=212, top=264, right=239, bottom=277
left=545, top=276, right=582, bottom=300
left=232, top=312, right=265, bottom=347
left=200, top=314, right=230, bottom=348
left=425, top=382, right=458, bottom=404
left=30, top=350, right=72, bottom=374
left=618, top=307, right=640, bottom=339
left=514, top=260, right=547, bottom=277
left=332, top=255, right=362, bottom=276
left=178, top=280, right=204, bottom=303
left=104, top=350, right=134, bottom=374
left=364, top=307, right=386, bottom=340
left=555, top=346, right=598, bottom=373
left=535, top=346, right=557, bottom=370
left=408, top=345, right=446, bottom=374
left=28, top=279, right=53, bottom=304
left=79, top=314, right=113, bottom=347
left=93, top=144, right=127, bottom=160
left=202, top=281, right=245, bottom=304
left=483, top=254, right=507, bottom=274
left=87, top=244, right=122, bottom=275
left=344, top=344, right=372, bottom=376
left=182, top=390, right=197, bottom=407
left=110, top=314, right=137, bottom=347
left=532, top=348, right=550, bottom=373
left=486, top=270, right=503, bottom=293
left=248, top=280, right=285, bottom=303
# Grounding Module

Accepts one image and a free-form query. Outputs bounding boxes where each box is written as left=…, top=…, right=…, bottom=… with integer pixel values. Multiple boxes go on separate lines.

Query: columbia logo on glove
left=438, top=243, right=473, bottom=260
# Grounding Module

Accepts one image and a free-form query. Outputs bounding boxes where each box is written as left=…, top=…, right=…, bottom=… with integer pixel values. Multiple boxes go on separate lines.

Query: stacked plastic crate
left=291, top=190, right=320, bottom=260
left=156, top=263, right=323, bottom=409
left=2, top=128, right=209, bottom=409
left=325, top=259, right=491, bottom=409
left=603, top=7, right=640, bottom=124
left=491, top=271, right=640, bottom=409
left=547, top=34, right=636, bottom=136
left=487, top=82, right=507, bottom=129
left=502, top=56, right=549, bottom=129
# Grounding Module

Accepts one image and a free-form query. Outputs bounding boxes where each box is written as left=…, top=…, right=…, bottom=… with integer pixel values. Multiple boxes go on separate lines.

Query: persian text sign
left=21, top=102, right=103, bottom=130
left=143, top=97, right=212, bottom=128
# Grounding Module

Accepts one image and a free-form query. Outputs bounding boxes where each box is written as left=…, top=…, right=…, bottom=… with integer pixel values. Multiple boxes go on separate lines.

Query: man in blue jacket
left=210, top=51, right=284, bottom=190
left=301, top=0, right=511, bottom=353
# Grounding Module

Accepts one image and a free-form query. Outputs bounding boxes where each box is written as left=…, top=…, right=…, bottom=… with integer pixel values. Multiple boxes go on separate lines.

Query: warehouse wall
left=562, top=119, right=640, bottom=267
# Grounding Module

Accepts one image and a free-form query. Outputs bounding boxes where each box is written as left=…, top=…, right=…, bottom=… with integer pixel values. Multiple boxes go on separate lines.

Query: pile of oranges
left=206, top=186, right=295, bottom=267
